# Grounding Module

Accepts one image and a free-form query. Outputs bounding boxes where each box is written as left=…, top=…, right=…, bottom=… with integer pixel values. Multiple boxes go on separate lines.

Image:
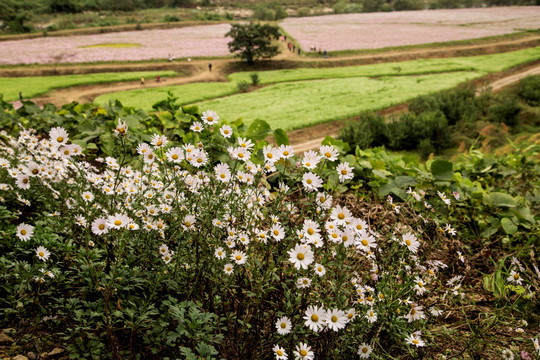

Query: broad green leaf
left=431, top=160, right=453, bottom=181
left=246, top=119, right=272, bottom=140
left=182, top=105, right=199, bottom=115
left=484, top=192, right=517, bottom=208
left=500, top=218, right=518, bottom=235
left=175, top=110, right=192, bottom=123
left=273, top=128, right=289, bottom=146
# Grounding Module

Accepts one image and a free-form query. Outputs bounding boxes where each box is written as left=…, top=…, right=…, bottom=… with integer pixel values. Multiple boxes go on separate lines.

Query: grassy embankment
left=94, top=47, right=540, bottom=130
left=0, top=71, right=178, bottom=102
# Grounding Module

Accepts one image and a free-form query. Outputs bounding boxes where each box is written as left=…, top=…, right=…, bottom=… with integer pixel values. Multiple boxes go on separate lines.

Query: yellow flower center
left=311, top=314, right=318, bottom=322
left=338, top=213, right=345, bottom=220
left=306, top=179, right=312, bottom=184
left=197, top=158, right=203, bottom=163
left=280, top=323, right=286, bottom=329
left=324, top=152, right=331, bottom=158
left=362, top=239, right=368, bottom=246
left=274, top=230, right=279, bottom=236
left=207, top=116, right=213, bottom=121
left=235, top=255, right=241, bottom=261
left=283, top=151, right=289, bottom=156
left=114, top=220, right=122, bottom=226
left=412, top=339, right=419, bottom=344
left=277, top=350, right=283, bottom=356
left=356, top=224, right=362, bottom=230
left=513, top=273, right=520, bottom=280
left=220, top=173, right=226, bottom=178
left=347, top=313, right=353, bottom=319
left=418, top=282, right=423, bottom=287
left=362, top=347, right=368, bottom=353
left=406, top=239, right=411, bottom=246
left=99, top=224, right=105, bottom=230
left=172, top=154, right=178, bottom=160
left=185, top=222, right=191, bottom=227
left=307, top=229, right=314, bottom=235
left=341, top=169, right=347, bottom=175
left=300, top=350, right=307, bottom=356
left=411, top=309, right=416, bottom=315
left=57, top=136, right=64, bottom=142
left=156, top=141, right=162, bottom=146
left=297, top=253, right=305, bottom=261
left=32, top=169, right=39, bottom=174
left=305, top=162, right=311, bottom=167
left=39, top=251, right=44, bottom=257
left=331, top=315, right=338, bottom=322
left=23, top=178, right=29, bottom=184
left=21, top=229, right=27, bottom=235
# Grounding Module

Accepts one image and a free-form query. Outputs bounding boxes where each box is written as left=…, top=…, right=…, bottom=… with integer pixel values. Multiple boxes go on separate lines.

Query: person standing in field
left=156, top=75, right=160, bottom=83
left=141, top=77, right=145, bottom=86
left=209, top=63, right=212, bottom=72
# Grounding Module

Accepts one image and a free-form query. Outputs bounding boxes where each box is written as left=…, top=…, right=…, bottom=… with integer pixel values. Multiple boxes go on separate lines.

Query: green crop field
left=228, top=47, right=540, bottom=84
left=95, top=82, right=238, bottom=110
left=196, top=71, right=481, bottom=130
left=0, top=71, right=178, bottom=102
left=93, top=47, right=540, bottom=122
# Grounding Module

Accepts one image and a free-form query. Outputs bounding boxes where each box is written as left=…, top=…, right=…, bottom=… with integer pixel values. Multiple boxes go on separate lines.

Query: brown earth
left=7, top=32, right=540, bottom=153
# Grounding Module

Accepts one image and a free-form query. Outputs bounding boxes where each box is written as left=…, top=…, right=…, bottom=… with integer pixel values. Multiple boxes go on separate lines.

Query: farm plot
left=95, top=82, right=238, bottom=110
left=194, top=71, right=481, bottom=130
left=229, top=47, right=540, bottom=84
left=0, top=71, right=178, bottom=101
left=0, top=23, right=232, bottom=65
left=280, top=7, right=540, bottom=52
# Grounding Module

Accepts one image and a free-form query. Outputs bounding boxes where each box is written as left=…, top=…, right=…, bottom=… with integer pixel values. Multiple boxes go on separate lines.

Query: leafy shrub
left=488, top=95, right=522, bottom=126
left=250, top=73, right=260, bottom=86
left=517, top=75, right=540, bottom=106
left=163, top=14, right=180, bottom=22
left=339, top=113, right=388, bottom=149
left=237, top=80, right=250, bottom=92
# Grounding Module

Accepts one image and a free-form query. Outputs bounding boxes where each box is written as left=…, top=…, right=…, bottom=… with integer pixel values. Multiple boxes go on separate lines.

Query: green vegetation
left=195, top=71, right=481, bottom=130
left=340, top=76, right=540, bottom=158
left=0, top=95, right=538, bottom=359
left=95, top=82, right=238, bottom=111
left=0, top=70, right=178, bottom=101
left=229, top=47, right=540, bottom=84
left=91, top=47, right=540, bottom=130
left=225, top=23, right=281, bottom=63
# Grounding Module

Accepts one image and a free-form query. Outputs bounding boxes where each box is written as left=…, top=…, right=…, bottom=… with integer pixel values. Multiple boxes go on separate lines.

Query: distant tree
left=47, top=0, right=81, bottom=13
left=393, top=0, right=424, bottom=10
left=225, top=23, right=280, bottom=63
left=0, top=0, right=33, bottom=33
left=362, top=0, right=384, bottom=12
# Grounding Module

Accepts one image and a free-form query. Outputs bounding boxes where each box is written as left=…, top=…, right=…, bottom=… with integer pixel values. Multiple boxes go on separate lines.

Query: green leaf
left=124, top=115, right=145, bottom=131
left=273, top=128, right=289, bottom=146
left=484, top=192, right=517, bottom=208
left=431, top=160, right=453, bottom=181
left=321, top=136, right=350, bottom=153
left=246, top=119, right=271, bottom=140
left=175, top=110, right=192, bottom=123
left=500, top=218, right=518, bottom=235
left=182, top=105, right=199, bottom=115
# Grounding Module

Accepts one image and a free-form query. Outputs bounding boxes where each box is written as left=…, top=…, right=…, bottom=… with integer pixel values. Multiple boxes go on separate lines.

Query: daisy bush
left=0, top=103, right=538, bottom=359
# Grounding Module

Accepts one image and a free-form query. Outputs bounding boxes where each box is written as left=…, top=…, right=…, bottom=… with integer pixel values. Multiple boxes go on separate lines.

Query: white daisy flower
left=16, top=223, right=34, bottom=241
left=36, top=246, right=51, bottom=262
left=288, top=243, right=314, bottom=270
left=275, top=316, right=292, bottom=335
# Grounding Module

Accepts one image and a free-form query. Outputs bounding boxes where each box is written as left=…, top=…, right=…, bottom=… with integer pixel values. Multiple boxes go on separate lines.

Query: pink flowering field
left=281, top=7, right=540, bottom=52
left=0, top=24, right=232, bottom=65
